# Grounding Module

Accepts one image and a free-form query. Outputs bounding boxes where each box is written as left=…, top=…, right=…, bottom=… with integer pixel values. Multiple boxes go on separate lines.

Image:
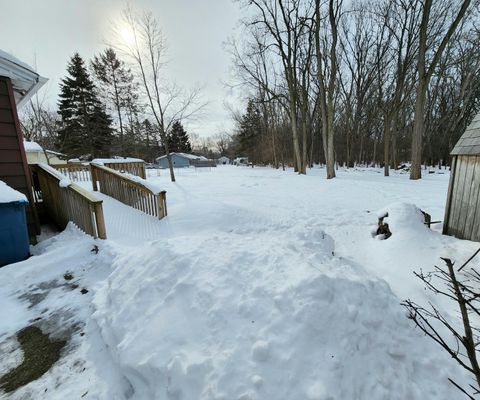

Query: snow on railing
left=32, top=164, right=107, bottom=239
left=92, top=158, right=146, bottom=179
left=90, top=163, right=167, bottom=219
left=53, top=163, right=91, bottom=182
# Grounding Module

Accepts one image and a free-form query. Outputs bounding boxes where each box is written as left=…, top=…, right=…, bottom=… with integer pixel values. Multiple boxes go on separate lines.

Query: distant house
left=443, top=113, right=480, bottom=242
left=155, top=152, right=208, bottom=169
left=217, top=156, right=231, bottom=165
left=233, top=157, right=249, bottom=166
left=24, top=141, right=67, bottom=165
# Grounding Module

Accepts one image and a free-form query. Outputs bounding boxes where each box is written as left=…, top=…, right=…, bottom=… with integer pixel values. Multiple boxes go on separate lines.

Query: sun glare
left=120, top=27, right=135, bottom=46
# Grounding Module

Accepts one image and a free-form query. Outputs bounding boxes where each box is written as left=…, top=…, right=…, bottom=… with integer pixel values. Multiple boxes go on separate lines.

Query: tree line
left=21, top=7, right=203, bottom=182
left=229, top=0, right=480, bottom=179
left=22, top=50, right=193, bottom=163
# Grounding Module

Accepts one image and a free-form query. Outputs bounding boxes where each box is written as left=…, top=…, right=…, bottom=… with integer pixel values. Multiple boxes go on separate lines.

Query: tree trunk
left=289, top=99, right=303, bottom=174
left=410, top=76, right=427, bottom=180
left=384, top=114, right=391, bottom=176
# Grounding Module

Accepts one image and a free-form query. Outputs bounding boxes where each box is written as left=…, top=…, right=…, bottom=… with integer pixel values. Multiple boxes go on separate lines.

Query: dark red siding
left=0, top=76, right=40, bottom=239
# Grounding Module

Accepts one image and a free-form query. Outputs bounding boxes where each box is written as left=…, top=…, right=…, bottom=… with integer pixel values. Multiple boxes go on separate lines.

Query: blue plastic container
left=0, top=200, right=29, bottom=267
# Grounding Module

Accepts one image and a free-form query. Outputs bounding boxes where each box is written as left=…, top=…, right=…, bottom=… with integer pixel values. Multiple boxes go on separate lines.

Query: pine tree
left=91, top=48, right=136, bottom=155
left=167, top=121, right=192, bottom=153
left=238, top=99, right=262, bottom=162
left=57, top=53, right=113, bottom=158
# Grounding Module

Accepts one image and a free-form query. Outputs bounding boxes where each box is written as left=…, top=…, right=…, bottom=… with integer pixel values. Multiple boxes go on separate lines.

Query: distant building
left=233, top=157, right=249, bottom=166
left=155, top=152, right=208, bottom=169
left=24, top=141, right=67, bottom=165
left=217, top=156, right=231, bottom=165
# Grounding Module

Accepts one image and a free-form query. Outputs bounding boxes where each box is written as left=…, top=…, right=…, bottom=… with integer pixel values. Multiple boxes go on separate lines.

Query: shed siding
left=445, top=155, right=480, bottom=241
left=0, top=76, right=39, bottom=238
left=463, top=157, right=479, bottom=239
left=158, top=155, right=191, bottom=168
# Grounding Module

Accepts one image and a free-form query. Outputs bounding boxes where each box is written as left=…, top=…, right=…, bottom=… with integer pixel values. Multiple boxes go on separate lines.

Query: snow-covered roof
left=23, top=140, right=43, bottom=152
left=45, top=149, right=67, bottom=157
left=0, top=180, right=27, bottom=203
left=0, top=50, right=48, bottom=108
left=156, top=152, right=207, bottom=161
left=91, top=157, right=144, bottom=165
left=451, top=113, right=480, bottom=156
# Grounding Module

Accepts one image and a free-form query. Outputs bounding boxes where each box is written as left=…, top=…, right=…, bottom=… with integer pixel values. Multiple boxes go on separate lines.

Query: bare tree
left=243, top=0, right=314, bottom=174
left=115, top=7, right=205, bottom=182
left=314, top=0, right=342, bottom=179
left=410, top=0, right=472, bottom=180
left=20, top=94, right=59, bottom=155
left=403, top=252, right=480, bottom=398
left=214, top=132, right=232, bottom=156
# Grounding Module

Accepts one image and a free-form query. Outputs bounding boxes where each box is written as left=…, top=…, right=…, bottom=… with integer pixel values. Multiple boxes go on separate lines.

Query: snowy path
left=93, top=192, right=166, bottom=244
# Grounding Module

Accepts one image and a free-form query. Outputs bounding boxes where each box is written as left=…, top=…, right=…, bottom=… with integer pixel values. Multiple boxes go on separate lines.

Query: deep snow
left=1, top=165, right=478, bottom=399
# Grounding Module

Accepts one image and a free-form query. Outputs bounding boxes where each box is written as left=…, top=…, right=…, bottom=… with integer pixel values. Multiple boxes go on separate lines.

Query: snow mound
left=93, top=221, right=460, bottom=399
left=377, top=202, right=428, bottom=233
left=0, top=179, right=27, bottom=203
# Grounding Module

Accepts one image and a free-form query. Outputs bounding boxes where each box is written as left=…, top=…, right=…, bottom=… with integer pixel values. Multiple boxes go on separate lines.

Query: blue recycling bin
left=0, top=199, right=29, bottom=267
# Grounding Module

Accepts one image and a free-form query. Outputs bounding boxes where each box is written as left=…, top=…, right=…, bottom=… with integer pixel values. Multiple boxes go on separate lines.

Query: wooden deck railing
left=91, top=163, right=167, bottom=219
left=32, top=164, right=107, bottom=239
left=103, top=161, right=146, bottom=179
left=53, top=163, right=91, bottom=182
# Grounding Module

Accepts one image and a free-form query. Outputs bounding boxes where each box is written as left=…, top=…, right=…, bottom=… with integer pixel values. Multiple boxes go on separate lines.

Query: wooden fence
left=103, top=161, right=146, bottom=179
left=53, top=163, right=91, bottom=182
left=33, top=164, right=107, bottom=239
left=191, top=160, right=217, bottom=168
left=91, top=163, right=167, bottom=219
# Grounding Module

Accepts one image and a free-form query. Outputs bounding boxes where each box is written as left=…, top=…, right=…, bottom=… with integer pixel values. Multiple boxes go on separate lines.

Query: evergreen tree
left=57, top=53, right=113, bottom=158
left=167, top=121, right=192, bottom=153
left=238, top=99, right=262, bottom=162
left=91, top=48, right=136, bottom=155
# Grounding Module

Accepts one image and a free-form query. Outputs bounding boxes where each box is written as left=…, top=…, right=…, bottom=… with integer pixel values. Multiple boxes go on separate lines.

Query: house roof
left=0, top=50, right=48, bottom=108
left=451, top=113, right=480, bottom=156
left=156, top=152, right=207, bottom=161
left=45, top=149, right=67, bottom=157
left=23, top=140, right=43, bottom=152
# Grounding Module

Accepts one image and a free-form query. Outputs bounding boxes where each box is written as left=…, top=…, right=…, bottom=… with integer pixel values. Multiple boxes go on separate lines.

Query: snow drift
left=93, top=210, right=463, bottom=399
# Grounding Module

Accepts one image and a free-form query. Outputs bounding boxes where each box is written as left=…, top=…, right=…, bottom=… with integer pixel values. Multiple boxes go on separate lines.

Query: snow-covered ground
left=1, top=165, right=478, bottom=399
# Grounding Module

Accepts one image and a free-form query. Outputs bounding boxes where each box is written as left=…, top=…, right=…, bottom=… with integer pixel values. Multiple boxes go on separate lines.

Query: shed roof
left=451, top=113, right=480, bottom=155
left=156, top=152, right=207, bottom=161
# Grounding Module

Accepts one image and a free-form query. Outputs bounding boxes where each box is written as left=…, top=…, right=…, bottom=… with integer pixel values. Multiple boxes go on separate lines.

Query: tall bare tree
left=116, top=7, right=204, bottom=182
left=314, top=0, right=342, bottom=179
left=410, top=0, right=472, bottom=180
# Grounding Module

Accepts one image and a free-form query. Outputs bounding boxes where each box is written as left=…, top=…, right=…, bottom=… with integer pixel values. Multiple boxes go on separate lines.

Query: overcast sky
left=0, top=0, right=243, bottom=137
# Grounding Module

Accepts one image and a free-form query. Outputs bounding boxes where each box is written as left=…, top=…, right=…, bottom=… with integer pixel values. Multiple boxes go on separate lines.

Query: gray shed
left=155, top=152, right=207, bottom=169
left=443, top=113, right=480, bottom=241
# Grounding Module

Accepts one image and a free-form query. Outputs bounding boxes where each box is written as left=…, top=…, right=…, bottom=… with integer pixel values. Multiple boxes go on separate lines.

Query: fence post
left=158, top=191, right=167, bottom=218
left=94, top=201, right=107, bottom=239
left=91, top=164, right=98, bottom=191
